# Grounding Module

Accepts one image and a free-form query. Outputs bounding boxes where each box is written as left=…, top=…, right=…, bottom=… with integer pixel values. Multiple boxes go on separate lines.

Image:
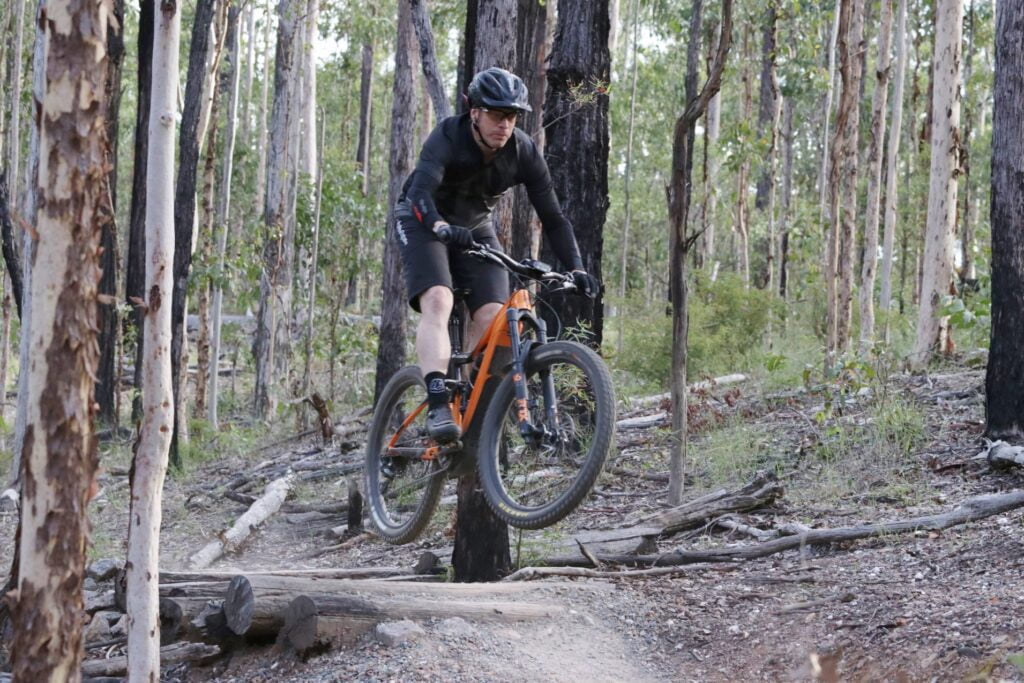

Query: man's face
left=472, top=107, right=519, bottom=149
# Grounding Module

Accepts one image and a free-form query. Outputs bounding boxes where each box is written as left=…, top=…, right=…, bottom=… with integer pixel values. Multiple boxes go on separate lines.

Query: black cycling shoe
left=426, top=404, right=461, bottom=443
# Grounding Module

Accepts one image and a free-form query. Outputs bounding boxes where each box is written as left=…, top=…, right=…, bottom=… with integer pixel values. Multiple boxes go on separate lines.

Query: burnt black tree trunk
left=985, top=0, right=1024, bottom=441
left=449, top=0, right=522, bottom=584
left=511, top=0, right=549, bottom=261
left=754, top=2, right=778, bottom=211
left=0, top=174, right=23, bottom=319
left=125, top=0, right=154, bottom=422
left=373, top=0, right=416, bottom=404
left=170, top=0, right=218, bottom=466
left=539, top=0, right=611, bottom=346
left=96, top=0, right=125, bottom=425
left=456, top=0, right=480, bottom=113
left=452, top=474, right=510, bottom=581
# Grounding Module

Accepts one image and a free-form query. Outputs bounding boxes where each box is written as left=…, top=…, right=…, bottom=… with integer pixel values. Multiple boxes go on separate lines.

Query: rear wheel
left=477, top=341, right=615, bottom=529
left=365, top=366, right=446, bottom=544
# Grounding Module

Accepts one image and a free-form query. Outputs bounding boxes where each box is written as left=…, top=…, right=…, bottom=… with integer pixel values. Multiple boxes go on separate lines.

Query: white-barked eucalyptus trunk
left=912, top=0, right=962, bottom=367
left=126, top=0, right=180, bottom=677
left=11, top=0, right=111, bottom=677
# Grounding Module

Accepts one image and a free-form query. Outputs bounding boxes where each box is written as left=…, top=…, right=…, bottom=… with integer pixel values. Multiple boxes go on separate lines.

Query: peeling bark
left=11, top=0, right=110, bottom=676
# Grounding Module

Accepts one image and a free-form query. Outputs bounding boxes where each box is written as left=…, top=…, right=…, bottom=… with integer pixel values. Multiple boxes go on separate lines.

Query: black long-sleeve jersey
left=398, top=113, right=584, bottom=271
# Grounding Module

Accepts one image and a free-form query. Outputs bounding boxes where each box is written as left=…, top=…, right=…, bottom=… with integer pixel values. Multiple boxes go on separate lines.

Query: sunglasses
left=479, top=107, right=522, bottom=124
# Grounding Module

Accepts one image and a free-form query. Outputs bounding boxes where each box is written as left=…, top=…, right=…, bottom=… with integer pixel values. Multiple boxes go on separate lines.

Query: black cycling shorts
left=394, top=218, right=510, bottom=313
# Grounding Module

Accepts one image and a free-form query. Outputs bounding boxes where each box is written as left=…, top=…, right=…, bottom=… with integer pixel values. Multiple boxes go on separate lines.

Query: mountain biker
left=393, top=67, right=599, bottom=444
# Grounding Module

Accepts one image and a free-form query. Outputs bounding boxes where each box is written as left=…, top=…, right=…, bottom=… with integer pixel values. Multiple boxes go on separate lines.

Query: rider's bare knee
left=418, top=286, right=453, bottom=322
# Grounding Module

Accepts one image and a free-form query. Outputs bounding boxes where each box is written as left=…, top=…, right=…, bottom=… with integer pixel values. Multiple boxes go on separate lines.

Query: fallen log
left=505, top=563, right=739, bottom=581
left=627, top=374, right=748, bottom=410
left=616, top=412, right=668, bottom=430
left=159, top=566, right=416, bottom=584
left=159, top=575, right=571, bottom=600
left=642, top=470, right=784, bottom=536
left=217, top=576, right=563, bottom=640
left=541, top=489, right=1024, bottom=568
left=983, top=440, right=1024, bottom=469
left=537, top=474, right=782, bottom=565
left=606, top=466, right=670, bottom=483
left=80, top=642, right=220, bottom=677
left=280, top=595, right=330, bottom=654
left=189, top=474, right=294, bottom=570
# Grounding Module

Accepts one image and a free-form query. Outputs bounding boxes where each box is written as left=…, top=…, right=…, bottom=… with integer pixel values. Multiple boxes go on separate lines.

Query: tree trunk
left=125, top=0, right=179, bottom=675
left=779, top=98, right=794, bottom=300
left=470, top=0, right=518, bottom=250
left=411, top=0, right=452, bottom=121
left=879, top=0, right=908, bottom=343
left=858, top=0, right=893, bottom=351
left=9, top=0, right=46, bottom=487
left=372, top=0, right=417, bottom=404
left=511, top=0, right=550, bottom=261
left=959, top=0, right=976, bottom=285
left=255, top=0, right=273, bottom=211
left=983, top=0, right=1024, bottom=440
left=170, top=0, right=220, bottom=464
left=194, top=66, right=223, bottom=420
left=301, top=112, right=326, bottom=406
left=255, top=0, right=300, bottom=421
left=356, top=40, right=375, bottom=198
left=616, top=0, right=640, bottom=355
left=666, top=0, right=733, bottom=506
left=126, top=0, right=154, bottom=424
left=539, top=0, right=611, bottom=346
left=911, top=0, right=962, bottom=368
left=209, top=6, right=243, bottom=430
left=5, top=0, right=27, bottom=213
left=452, top=474, right=511, bottom=581
left=0, top=176, right=23, bottom=318
left=825, top=0, right=864, bottom=365
left=299, top=0, right=318, bottom=179
left=95, top=0, right=125, bottom=427
left=817, top=4, right=842, bottom=226
left=701, top=19, right=722, bottom=269
left=754, top=3, right=777, bottom=212
left=9, top=0, right=107, bottom=676
left=734, top=26, right=752, bottom=286
left=763, top=41, right=782, bottom=295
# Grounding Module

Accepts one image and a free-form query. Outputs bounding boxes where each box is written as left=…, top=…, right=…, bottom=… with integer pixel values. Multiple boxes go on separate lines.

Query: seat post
left=447, top=289, right=471, bottom=376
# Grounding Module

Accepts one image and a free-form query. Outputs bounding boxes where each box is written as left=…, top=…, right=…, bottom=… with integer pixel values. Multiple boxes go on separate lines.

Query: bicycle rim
left=479, top=341, right=615, bottom=529
left=365, top=366, right=446, bottom=544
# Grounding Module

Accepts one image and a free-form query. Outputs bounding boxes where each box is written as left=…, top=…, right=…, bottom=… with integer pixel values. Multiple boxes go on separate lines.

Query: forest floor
left=4, top=365, right=1024, bottom=681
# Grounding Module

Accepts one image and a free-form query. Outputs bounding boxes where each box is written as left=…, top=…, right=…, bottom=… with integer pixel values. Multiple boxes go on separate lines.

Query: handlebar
left=435, top=225, right=577, bottom=290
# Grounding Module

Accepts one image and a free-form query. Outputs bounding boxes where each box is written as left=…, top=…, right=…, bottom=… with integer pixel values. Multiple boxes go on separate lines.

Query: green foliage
left=939, top=273, right=991, bottom=349
left=610, top=274, right=779, bottom=391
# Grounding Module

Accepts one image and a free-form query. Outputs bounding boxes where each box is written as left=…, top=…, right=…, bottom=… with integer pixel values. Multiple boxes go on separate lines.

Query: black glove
left=434, top=224, right=475, bottom=249
left=571, top=270, right=600, bottom=298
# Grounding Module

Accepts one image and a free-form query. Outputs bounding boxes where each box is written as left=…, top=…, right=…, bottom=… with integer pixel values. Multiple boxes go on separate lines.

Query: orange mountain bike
left=365, top=239, right=615, bottom=544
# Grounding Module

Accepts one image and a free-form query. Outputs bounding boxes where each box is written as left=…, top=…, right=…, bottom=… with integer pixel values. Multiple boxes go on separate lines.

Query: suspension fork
left=506, top=308, right=558, bottom=440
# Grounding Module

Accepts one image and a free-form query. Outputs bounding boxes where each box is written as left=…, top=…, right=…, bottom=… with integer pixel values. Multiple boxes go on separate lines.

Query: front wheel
left=365, top=366, right=446, bottom=544
left=477, top=340, right=615, bottom=529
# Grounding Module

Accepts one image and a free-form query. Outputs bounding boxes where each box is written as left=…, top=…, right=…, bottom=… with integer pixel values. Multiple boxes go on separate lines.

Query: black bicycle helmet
left=468, top=67, right=532, bottom=112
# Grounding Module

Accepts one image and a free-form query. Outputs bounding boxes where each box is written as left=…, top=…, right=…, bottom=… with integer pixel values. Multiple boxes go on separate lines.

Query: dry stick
left=189, top=474, right=294, bottom=569
left=505, top=563, right=739, bottom=582
left=543, top=490, right=1024, bottom=569
left=80, top=642, right=220, bottom=678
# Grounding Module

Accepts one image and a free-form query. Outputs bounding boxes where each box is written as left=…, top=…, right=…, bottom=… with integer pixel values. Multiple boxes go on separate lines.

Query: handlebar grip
left=435, top=224, right=453, bottom=244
